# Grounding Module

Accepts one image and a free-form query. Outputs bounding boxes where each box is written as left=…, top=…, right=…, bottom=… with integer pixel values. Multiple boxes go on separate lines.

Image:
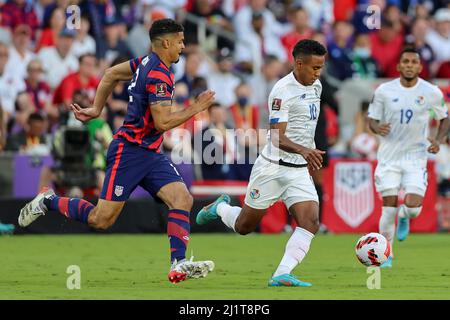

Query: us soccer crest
left=333, top=162, right=374, bottom=228
left=156, top=83, right=167, bottom=97
left=114, top=185, right=124, bottom=197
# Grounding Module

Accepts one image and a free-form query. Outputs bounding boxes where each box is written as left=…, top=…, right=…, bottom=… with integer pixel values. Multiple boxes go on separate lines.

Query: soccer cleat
left=268, top=274, right=312, bottom=287
left=18, top=187, right=55, bottom=227
left=168, top=256, right=215, bottom=283
left=0, top=222, right=15, bottom=235
left=196, top=194, right=230, bottom=225
left=397, top=216, right=410, bottom=241
left=380, top=256, right=393, bottom=268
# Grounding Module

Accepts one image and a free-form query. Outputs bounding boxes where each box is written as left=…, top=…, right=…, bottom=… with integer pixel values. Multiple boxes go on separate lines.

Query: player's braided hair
left=292, top=39, right=327, bottom=60
left=149, top=19, right=184, bottom=41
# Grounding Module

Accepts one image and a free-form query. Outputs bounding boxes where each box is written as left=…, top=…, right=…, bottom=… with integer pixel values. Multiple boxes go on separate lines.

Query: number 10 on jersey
left=309, top=103, right=318, bottom=120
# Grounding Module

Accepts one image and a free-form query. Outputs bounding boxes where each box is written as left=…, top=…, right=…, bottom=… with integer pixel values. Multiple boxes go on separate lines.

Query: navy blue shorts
left=100, top=138, right=184, bottom=201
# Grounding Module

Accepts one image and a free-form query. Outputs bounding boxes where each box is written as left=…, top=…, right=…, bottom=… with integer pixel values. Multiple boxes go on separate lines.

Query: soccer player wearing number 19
left=368, top=48, right=450, bottom=268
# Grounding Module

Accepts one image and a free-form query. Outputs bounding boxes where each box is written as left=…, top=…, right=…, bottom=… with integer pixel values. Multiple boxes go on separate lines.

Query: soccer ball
left=355, top=233, right=391, bottom=267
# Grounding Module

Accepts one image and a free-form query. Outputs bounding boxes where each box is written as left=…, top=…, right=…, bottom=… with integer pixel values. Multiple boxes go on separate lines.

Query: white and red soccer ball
left=355, top=233, right=391, bottom=266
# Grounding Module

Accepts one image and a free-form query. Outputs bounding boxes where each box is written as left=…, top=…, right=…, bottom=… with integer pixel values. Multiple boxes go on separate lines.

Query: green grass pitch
left=1, top=233, right=450, bottom=299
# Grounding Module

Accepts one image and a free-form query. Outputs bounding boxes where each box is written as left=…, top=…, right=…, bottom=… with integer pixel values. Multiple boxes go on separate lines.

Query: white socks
left=398, top=205, right=422, bottom=219
left=217, top=202, right=241, bottom=232
left=273, top=227, right=314, bottom=277
left=379, top=206, right=397, bottom=255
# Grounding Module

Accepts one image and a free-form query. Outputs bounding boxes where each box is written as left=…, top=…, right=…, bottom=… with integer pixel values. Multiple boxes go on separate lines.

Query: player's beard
left=403, top=74, right=417, bottom=82
left=402, top=70, right=418, bottom=82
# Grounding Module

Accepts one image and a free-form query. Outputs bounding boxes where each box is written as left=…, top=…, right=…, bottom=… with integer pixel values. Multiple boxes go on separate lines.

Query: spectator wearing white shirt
left=206, top=47, right=241, bottom=108
left=249, top=54, right=284, bottom=112
left=297, top=0, right=334, bottom=32
left=71, top=15, right=96, bottom=58
left=140, top=0, right=187, bottom=19
left=7, top=24, right=35, bottom=80
left=126, top=9, right=163, bottom=58
left=0, top=42, right=26, bottom=120
left=233, top=0, right=290, bottom=39
left=425, top=8, right=450, bottom=64
left=234, top=11, right=287, bottom=74
left=38, top=28, right=79, bottom=89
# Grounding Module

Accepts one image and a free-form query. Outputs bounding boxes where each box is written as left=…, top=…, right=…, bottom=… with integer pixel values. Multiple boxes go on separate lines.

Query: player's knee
left=234, top=220, right=255, bottom=235
left=309, top=215, right=320, bottom=234
left=301, top=211, right=320, bottom=234
left=91, top=218, right=113, bottom=230
left=173, top=192, right=193, bottom=211
left=88, top=210, right=114, bottom=230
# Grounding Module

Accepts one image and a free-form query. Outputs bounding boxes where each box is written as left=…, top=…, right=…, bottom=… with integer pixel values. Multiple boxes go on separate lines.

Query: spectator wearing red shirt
left=53, top=53, right=99, bottom=108
left=1, top=0, right=39, bottom=39
left=369, top=18, right=404, bottom=77
left=35, top=7, right=66, bottom=52
left=436, top=61, right=450, bottom=78
left=281, top=5, right=313, bottom=63
left=333, top=0, right=356, bottom=22
left=24, top=59, right=56, bottom=119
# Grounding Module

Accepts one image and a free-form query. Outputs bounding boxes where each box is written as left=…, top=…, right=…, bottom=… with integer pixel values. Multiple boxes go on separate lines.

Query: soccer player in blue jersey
left=18, top=19, right=216, bottom=283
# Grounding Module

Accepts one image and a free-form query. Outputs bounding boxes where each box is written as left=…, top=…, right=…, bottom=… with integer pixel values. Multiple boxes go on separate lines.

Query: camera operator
left=39, top=90, right=112, bottom=197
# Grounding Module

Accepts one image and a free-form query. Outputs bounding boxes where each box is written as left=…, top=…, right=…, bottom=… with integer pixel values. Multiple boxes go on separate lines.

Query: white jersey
left=368, top=78, right=448, bottom=165
left=261, top=72, right=322, bottom=165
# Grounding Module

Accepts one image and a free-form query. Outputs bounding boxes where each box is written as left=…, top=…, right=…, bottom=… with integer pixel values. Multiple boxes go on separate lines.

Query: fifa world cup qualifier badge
left=156, top=83, right=167, bottom=97
left=271, top=98, right=282, bottom=111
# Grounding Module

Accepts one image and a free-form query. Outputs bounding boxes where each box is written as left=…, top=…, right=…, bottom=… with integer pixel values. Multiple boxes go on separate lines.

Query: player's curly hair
left=149, top=19, right=184, bottom=41
left=292, top=39, right=327, bottom=60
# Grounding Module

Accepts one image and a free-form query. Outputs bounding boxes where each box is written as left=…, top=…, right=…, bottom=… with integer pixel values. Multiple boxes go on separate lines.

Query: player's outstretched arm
left=70, top=60, right=134, bottom=122
left=270, top=122, right=325, bottom=170
left=428, top=117, right=450, bottom=154
left=151, top=90, right=215, bottom=132
left=368, top=118, right=391, bottom=136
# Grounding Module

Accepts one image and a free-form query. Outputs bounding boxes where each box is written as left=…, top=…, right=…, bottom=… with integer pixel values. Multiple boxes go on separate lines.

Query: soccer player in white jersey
left=196, top=39, right=327, bottom=287
left=368, top=48, right=450, bottom=268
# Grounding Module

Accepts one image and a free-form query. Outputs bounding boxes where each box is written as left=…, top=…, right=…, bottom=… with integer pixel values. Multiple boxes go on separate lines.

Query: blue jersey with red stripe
left=114, top=53, right=174, bottom=152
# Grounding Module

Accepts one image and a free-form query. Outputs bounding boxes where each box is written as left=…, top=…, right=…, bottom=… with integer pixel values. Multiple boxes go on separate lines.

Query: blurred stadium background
left=0, top=0, right=449, bottom=235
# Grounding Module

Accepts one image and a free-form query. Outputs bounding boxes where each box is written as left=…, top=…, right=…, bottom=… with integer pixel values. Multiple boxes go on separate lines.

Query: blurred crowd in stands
left=0, top=0, right=449, bottom=197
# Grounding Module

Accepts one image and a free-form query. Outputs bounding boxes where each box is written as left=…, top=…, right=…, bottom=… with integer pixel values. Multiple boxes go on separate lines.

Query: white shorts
left=244, top=156, right=319, bottom=210
left=374, top=162, right=428, bottom=197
